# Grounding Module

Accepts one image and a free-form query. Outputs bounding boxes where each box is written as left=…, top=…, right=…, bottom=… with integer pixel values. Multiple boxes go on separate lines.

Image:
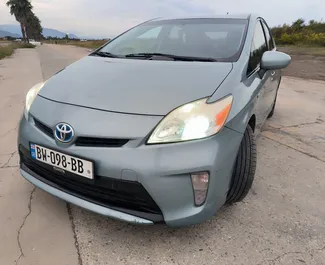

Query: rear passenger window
left=247, top=21, right=268, bottom=75
left=261, top=21, right=275, bottom=50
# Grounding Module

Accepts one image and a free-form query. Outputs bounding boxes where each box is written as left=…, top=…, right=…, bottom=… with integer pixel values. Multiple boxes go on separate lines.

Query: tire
left=226, top=125, right=257, bottom=204
left=267, top=97, right=276, bottom=118
left=268, top=83, right=280, bottom=119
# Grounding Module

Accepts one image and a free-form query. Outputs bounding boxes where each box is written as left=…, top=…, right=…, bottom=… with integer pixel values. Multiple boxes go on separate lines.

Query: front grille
left=75, top=137, right=129, bottom=147
left=19, top=146, right=163, bottom=222
left=34, top=119, right=54, bottom=138
left=33, top=118, right=129, bottom=147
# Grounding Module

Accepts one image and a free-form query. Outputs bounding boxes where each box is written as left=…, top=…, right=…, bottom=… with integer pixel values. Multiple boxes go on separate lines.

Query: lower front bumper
left=21, top=165, right=153, bottom=224
left=18, top=109, right=244, bottom=227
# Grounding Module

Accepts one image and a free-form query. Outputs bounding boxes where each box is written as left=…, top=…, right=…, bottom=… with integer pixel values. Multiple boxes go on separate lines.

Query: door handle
left=271, top=71, right=276, bottom=77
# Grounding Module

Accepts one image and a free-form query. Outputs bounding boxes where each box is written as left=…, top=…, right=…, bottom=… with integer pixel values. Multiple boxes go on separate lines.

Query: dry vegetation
left=0, top=42, right=35, bottom=60
left=278, top=45, right=325, bottom=56
left=44, top=39, right=108, bottom=49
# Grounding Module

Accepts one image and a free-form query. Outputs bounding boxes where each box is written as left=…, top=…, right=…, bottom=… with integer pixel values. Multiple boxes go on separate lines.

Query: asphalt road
left=0, top=44, right=324, bottom=265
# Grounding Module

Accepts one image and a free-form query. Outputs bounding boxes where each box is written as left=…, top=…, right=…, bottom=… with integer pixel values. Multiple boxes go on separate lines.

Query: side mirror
left=261, top=51, right=291, bottom=70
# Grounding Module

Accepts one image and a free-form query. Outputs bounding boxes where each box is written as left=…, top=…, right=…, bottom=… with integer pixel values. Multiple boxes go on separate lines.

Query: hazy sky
left=0, top=0, right=324, bottom=38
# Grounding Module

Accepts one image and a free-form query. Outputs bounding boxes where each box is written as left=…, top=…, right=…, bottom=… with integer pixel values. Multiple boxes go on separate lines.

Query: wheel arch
left=248, top=114, right=256, bottom=132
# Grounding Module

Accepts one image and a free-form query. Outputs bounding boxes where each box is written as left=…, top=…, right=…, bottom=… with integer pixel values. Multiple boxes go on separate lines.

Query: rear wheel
left=226, top=125, right=256, bottom=204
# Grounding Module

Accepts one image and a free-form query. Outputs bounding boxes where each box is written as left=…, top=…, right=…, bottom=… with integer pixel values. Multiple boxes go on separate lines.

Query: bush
left=277, top=32, right=325, bottom=46
left=306, top=33, right=325, bottom=46
left=15, top=43, right=36, bottom=48
left=272, top=19, right=325, bottom=46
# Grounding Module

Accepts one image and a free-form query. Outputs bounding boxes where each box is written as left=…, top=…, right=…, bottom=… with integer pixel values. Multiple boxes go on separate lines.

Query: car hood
left=39, top=56, right=233, bottom=116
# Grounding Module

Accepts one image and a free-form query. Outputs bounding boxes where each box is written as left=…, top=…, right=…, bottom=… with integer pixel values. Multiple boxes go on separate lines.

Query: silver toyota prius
left=18, top=14, right=291, bottom=227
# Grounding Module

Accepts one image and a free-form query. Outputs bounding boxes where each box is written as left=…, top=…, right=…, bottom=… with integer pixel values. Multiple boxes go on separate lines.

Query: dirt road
left=279, top=46, right=325, bottom=81
left=0, top=44, right=324, bottom=265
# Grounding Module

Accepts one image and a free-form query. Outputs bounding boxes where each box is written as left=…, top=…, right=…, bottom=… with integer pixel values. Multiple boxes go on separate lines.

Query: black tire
left=226, top=125, right=257, bottom=204
left=268, top=83, right=280, bottom=119
left=267, top=97, right=276, bottom=118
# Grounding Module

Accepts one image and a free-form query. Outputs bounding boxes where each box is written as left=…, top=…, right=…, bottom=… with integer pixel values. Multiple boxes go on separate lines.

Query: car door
left=261, top=20, right=280, bottom=113
left=247, top=19, right=271, bottom=130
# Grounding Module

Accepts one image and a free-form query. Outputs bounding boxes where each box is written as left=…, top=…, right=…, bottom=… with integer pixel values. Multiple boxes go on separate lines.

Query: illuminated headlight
left=147, top=95, right=233, bottom=144
left=25, top=82, right=45, bottom=113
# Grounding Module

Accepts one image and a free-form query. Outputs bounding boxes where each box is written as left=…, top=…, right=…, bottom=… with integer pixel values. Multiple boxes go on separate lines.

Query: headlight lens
left=147, top=95, right=233, bottom=144
left=25, top=82, right=45, bottom=112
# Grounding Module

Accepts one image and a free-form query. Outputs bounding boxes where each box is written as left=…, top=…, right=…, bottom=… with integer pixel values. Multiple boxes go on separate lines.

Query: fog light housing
left=191, top=172, right=209, bottom=206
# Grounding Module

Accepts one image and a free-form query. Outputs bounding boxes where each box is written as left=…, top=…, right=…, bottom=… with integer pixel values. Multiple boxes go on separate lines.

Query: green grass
left=0, top=42, right=35, bottom=60
left=278, top=45, right=325, bottom=56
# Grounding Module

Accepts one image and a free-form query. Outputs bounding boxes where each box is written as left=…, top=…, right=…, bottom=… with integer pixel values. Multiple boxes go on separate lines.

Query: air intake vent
left=34, top=118, right=54, bottom=138
left=75, top=137, right=129, bottom=147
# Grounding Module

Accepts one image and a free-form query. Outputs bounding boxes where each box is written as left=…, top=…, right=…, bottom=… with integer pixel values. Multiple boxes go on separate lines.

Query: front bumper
left=18, top=103, right=243, bottom=227
left=21, top=164, right=153, bottom=224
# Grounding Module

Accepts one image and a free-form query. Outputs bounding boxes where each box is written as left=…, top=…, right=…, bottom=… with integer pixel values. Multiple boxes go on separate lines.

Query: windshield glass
left=97, top=18, right=248, bottom=62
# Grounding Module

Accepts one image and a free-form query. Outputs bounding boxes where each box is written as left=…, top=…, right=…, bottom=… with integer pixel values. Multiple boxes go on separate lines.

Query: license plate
left=30, top=143, right=94, bottom=179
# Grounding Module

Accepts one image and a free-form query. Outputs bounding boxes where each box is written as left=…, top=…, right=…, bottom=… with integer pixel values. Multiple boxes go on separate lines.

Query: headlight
left=25, top=82, right=45, bottom=112
left=147, top=95, right=233, bottom=144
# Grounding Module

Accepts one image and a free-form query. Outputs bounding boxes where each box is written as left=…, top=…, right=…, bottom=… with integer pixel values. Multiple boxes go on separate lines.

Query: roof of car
left=150, top=14, right=252, bottom=21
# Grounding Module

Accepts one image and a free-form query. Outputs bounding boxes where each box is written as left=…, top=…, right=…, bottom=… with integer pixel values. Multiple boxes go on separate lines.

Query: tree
left=271, top=19, right=325, bottom=46
left=26, top=11, right=43, bottom=40
left=6, top=0, right=33, bottom=43
left=291, top=18, right=305, bottom=32
left=309, top=20, right=316, bottom=26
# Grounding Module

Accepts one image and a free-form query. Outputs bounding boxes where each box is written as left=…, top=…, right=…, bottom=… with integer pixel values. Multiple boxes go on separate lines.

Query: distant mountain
left=42, top=28, right=78, bottom=39
left=0, top=24, right=78, bottom=39
left=0, top=24, right=21, bottom=35
left=0, top=29, right=20, bottom=38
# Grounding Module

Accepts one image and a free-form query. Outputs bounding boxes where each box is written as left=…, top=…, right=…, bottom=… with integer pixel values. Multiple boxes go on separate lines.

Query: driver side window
left=247, top=21, right=268, bottom=75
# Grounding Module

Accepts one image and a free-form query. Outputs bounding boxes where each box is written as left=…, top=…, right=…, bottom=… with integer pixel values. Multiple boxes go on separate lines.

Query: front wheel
left=268, top=82, right=280, bottom=119
left=267, top=96, right=276, bottom=119
left=226, top=125, right=257, bottom=204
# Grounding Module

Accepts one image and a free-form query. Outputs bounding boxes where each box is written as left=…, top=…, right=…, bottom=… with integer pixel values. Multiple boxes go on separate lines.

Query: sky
left=0, top=0, right=324, bottom=38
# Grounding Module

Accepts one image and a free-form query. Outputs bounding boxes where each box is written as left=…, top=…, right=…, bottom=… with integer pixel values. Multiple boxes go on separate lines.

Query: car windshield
left=96, top=18, right=248, bottom=62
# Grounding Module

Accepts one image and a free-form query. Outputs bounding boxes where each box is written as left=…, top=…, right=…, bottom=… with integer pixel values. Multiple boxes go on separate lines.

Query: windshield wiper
left=90, top=51, right=120, bottom=58
left=124, top=53, right=218, bottom=62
